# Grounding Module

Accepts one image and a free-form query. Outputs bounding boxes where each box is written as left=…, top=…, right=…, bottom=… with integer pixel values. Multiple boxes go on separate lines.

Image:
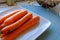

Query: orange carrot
left=0, top=10, right=20, bottom=25
left=0, top=20, right=1, bottom=25
left=1, top=12, right=32, bottom=34
left=2, top=16, right=40, bottom=40
left=0, top=10, right=28, bottom=30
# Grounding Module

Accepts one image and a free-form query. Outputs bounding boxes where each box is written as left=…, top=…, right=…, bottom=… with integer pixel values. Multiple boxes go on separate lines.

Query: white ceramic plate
left=0, top=6, right=51, bottom=40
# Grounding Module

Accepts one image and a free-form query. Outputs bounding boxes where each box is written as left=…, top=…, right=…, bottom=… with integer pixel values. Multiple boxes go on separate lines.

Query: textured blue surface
left=22, top=6, right=60, bottom=40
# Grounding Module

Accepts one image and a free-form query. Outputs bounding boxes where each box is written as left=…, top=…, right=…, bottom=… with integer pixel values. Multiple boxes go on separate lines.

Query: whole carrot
left=0, top=10, right=28, bottom=30
left=1, top=12, right=32, bottom=34
left=0, top=10, right=20, bottom=25
left=2, top=16, right=40, bottom=40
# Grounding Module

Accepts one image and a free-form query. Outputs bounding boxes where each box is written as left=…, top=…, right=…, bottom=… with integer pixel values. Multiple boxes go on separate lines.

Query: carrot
left=0, top=10, right=28, bottom=30
left=1, top=12, right=32, bottom=34
left=2, top=16, right=40, bottom=40
left=0, top=21, right=1, bottom=24
left=0, top=10, right=20, bottom=25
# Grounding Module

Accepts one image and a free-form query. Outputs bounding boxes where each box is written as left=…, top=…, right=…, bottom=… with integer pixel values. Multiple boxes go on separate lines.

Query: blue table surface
left=0, top=6, right=60, bottom=40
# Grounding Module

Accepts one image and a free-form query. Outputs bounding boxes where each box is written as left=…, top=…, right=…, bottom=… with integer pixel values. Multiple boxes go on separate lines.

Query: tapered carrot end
left=34, top=16, right=40, bottom=21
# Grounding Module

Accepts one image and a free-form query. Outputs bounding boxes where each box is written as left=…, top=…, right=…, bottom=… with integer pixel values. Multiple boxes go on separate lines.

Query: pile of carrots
left=0, top=9, right=40, bottom=40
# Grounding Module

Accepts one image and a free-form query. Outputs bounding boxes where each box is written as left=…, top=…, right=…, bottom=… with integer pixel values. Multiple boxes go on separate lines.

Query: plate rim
left=0, top=6, right=51, bottom=40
